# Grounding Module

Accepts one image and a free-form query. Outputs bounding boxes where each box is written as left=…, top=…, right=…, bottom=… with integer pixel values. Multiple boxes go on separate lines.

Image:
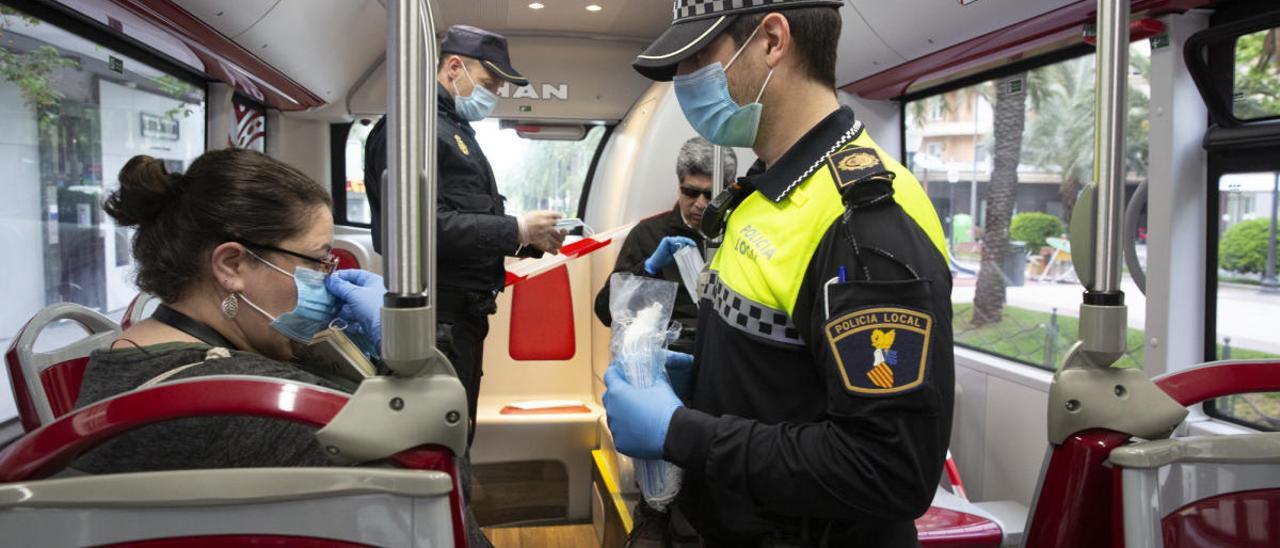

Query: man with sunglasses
left=593, top=137, right=737, bottom=355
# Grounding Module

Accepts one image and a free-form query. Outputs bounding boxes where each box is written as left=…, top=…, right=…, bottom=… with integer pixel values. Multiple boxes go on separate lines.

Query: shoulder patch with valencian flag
left=825, top=306, right=932, bottom=396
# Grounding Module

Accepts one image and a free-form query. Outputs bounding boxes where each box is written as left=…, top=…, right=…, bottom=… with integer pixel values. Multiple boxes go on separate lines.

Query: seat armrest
left=1109, top=432, right=1280, bottom=469
left=0, top=467, right=452, bottom=508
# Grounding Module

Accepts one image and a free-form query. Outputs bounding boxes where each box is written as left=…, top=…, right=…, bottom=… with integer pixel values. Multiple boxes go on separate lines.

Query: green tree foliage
left=1233, top=29, right=1280, bottom=120
left=1220, top=218, right=1277, bottom=275
left=1011, top=212, right=1066, bottom=250
left=0, top=7, right=77, bottom=128
left=1023, top=48, right=1151, bottom=223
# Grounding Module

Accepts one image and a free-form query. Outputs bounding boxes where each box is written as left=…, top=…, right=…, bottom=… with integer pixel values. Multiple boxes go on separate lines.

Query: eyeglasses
left=680, top=186, right=713, bottom=201
left=235, top=239, right=339, bottom=274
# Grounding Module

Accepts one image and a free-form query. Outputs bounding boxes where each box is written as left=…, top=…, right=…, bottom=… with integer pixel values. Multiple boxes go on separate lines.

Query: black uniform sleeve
left=663, top=184, right=954, bottom=523
left=435, top=133, right=522, bottom=257
left=364, top=117, right=387, bottom=255
left=593, top=218, right=662, bottom=327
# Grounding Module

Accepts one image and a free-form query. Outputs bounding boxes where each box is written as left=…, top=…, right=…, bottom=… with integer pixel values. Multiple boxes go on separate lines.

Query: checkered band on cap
left=701, top=271, right=804, bottom=346
left=674, top=0, right=810, bottom=22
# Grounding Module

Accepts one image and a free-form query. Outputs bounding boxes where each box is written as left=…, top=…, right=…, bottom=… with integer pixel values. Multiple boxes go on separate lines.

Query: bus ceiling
left=46, top=0, right=1230, bottom=119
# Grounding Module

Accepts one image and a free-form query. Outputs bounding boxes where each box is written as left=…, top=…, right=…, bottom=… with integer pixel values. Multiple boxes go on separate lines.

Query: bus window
left=336, top=119, right=376, bottom=226
left=0, top=4, right=206, bottom=415
left=904, top=41, right=1151, bottom=370
left=1207, top=172, right=1280, bottom=431
left=471, top=121, right=608, bottom=218
left=1232, top=27, right=1280, bottom=121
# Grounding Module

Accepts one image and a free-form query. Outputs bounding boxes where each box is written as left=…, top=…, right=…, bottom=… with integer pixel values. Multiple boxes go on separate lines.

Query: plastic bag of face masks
left=608, top=272, right=683, bottom=511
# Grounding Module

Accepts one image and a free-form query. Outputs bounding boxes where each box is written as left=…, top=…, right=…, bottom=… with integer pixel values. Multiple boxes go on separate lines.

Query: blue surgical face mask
left=240, top=252, right=339, bottom=344
left=452, top=62, right=498, bottom=122
left=672, top=24, right=774, bottom=148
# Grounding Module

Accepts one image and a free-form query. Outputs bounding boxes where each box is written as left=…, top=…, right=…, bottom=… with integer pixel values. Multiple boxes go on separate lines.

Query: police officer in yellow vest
left=602, top=1, right=955, bottom=546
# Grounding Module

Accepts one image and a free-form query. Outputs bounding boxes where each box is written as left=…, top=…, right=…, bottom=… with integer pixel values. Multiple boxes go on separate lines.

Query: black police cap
left=441, top=25, right=529, bottom=87
left=634, top=0, right=843, bottom=82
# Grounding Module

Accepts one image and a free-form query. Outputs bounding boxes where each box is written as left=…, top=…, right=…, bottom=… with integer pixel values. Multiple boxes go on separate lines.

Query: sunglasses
left=235, top=239, right=339, bottom=274
left=680, top=186, right=713, bottom=201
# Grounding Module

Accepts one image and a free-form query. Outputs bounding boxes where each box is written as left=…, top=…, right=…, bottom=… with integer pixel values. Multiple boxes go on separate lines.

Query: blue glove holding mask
left=325, top=269, right=385, bottom=348
left=602, top=364, right=683, bottom=460
left=644, top=236, right=698, bottom=276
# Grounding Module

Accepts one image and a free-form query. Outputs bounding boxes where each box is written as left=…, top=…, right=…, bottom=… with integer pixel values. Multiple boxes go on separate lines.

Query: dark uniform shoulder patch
left=454, top=133, right=470, bottom=156
left=825, top=306, right=932, bottom=396
left=826, top=146, right=894, bottom=189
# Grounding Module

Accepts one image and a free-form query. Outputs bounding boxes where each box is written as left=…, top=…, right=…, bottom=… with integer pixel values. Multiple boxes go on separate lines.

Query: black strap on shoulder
left=152, top=304, right=237, bottom=349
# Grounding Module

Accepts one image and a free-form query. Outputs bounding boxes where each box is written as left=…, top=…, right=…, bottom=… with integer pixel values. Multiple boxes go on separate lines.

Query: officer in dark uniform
left=364, top=25, right=567, bottom=446
left=602, top=2, right=955, bottom=546
left=593, top=137, right=737, bottom=355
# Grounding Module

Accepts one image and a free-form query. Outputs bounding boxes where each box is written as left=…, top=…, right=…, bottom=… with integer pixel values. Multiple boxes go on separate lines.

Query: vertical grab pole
left=1073, top=0, right=1131, bottom=366
left=381, top=0, right=440, bottom=376
left=1092, top=0, right=1129, bottom=295
left=707, top=145, right=725, bottom=262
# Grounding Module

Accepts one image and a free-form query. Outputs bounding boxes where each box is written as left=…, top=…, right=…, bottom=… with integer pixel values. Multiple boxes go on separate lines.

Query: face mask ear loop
left=237, top=292, right=278, bottom=322
left=459, top=60, right=479, bottom=98
left=755, top=68, right=775, bottom=103
left=725, top=24, right=763, bottom=72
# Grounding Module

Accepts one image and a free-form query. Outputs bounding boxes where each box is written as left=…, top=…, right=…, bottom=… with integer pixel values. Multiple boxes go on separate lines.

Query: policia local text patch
left=825, top=306, right=932, bottom=396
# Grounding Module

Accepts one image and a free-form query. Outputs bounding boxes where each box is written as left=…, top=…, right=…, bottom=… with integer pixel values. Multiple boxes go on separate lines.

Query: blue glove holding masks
left=325, top=269, right=385, bottom=348
left=665, top=350, right=694, bottom=400
left=644, top=236, right=697, bottom=276
left=602, top=364, right=683, bottom=460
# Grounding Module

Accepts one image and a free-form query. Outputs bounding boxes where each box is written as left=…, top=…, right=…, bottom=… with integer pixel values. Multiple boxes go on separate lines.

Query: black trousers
left=436, top=307, right=489, bottom=448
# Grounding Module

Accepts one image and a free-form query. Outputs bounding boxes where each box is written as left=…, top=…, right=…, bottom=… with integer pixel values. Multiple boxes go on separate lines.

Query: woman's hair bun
left=104, top=155, right=183, bottom=227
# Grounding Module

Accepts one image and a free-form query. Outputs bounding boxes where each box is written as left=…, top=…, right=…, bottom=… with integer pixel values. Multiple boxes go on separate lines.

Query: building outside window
left=0, top=6, right=206, bottom=420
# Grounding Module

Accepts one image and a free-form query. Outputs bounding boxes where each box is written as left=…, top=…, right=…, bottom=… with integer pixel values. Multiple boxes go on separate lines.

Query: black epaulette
left=825, top=146, right=896, bottom=209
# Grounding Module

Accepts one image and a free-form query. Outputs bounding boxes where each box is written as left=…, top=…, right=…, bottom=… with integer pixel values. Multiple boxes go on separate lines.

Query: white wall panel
left=850, top=0, right=1074, bottom=62
left=982, top=376, right=1049, bottom=507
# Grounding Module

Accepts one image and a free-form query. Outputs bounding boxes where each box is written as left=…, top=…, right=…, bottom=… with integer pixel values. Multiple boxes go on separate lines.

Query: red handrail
left=1153, top=360, right=1280, bottom=407
left=0, top=377, right=347, bottom=482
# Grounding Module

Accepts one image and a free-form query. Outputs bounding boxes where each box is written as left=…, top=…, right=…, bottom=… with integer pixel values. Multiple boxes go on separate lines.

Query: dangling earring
left=221, top=293, right=239, bottom=319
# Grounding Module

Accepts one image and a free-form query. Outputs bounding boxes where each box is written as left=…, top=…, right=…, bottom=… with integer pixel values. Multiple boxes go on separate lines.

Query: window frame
left=328, top=120, right=616, bottom=229
left=329, top=121, right=367, bottom=228
left=1187, top=2, right=1280, bottom=431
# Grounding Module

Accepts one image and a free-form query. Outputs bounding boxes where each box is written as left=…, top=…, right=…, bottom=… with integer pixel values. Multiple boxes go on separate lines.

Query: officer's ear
left=758, top=12, right=792, bottom=71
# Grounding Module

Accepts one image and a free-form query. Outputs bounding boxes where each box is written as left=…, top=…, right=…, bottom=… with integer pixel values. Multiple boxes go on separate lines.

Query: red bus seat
left=4, top=303, right=120, bottom=432
left=0, top=375, right=468, bottom=548
left=121, top=292, right=159, bottom=330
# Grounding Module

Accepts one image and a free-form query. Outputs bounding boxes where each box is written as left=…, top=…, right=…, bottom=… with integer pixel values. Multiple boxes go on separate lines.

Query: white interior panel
left=172, top=0, right=279, bottom=39
left=850, top=0, right=1075, bottom=62
left=834, top=3, right=906, bottom=88
left=840, top=91, right=902, bottom=160
left=265, top=111, right=330, bottom=191
left=583, top=83, right=756, bottom=233
left=349, top=36, right=651, bottom=122
left=231, top=0, right=385, bottom=108
left=429, top=0, right=670, bottom=41
left=951, top=363, right=990, bottom=501
left=982, top=375, right=1050, bottom=507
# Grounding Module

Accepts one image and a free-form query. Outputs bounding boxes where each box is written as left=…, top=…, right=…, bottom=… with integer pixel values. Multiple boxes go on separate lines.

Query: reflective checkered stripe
left=702, top=271, right=803, bottom=346
left=676, top=0, right=792, bottom=20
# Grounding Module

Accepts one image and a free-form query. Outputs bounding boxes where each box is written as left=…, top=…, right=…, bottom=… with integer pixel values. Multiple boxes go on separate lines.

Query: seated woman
left=74, top=148, right=384, bottom=474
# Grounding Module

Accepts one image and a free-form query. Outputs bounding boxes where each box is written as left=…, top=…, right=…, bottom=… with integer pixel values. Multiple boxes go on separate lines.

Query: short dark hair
left=103, top=149, right=331, bottom=302
left=726, top=7, right=841, bottom=88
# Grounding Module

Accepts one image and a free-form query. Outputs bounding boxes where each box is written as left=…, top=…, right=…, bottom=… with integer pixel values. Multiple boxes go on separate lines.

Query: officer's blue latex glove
left=644, top=236, right=698, bottom=275
left=665, top=351, right=694, bottom=400
left=325, top=269, right=385, bottom=347
left=602, top=364, right=683, bottom=460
